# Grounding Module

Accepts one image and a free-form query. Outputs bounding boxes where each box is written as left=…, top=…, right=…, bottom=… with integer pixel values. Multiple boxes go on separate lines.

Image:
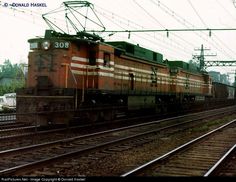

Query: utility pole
left=192, top=44, right=217, bottom=71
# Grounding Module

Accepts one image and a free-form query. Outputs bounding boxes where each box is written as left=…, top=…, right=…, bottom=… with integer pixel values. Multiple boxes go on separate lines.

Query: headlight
left=42, top=41, right=50, bottom=50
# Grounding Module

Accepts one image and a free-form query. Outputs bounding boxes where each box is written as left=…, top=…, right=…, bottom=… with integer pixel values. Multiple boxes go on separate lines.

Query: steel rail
left=204, top=144, right=236, bottom=176
left=0, top=107, right=232, bottom=175
left=121, top=119, right=236, bottom=177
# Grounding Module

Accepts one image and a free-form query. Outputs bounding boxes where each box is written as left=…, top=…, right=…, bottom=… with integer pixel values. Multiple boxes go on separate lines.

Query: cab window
left=89, top=51, right=96, bottom=65
left=104, top=52, right=110, bottom=67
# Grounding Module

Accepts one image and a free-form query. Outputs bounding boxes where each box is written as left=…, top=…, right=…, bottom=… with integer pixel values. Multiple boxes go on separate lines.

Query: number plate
left=54, top=41, right=70, bottom=49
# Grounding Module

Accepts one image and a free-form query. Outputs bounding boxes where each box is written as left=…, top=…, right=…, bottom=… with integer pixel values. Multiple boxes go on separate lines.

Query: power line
left=150, top=0, right=236, bottom=60
left=216, top=0, right=236, bottom=22
left=132, top=0, right=196, bottom=50
left=95, top=10, right=191, bottom=58
left=94, top=3, right=193, bottom=58
left=187, top=0, right=208, bottom=28
left=94, top=1, right=197, bottom=57
left=1, top=0, right=236, bottom=62
left=93, top=4, right=236, bottom=60
left=133, top=0, right=165, bottom=29
left=88, top=27, right=236, bottom=33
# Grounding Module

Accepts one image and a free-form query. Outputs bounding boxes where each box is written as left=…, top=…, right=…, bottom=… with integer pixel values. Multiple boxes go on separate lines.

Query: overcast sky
left=1, top=0, right=236, bottom=79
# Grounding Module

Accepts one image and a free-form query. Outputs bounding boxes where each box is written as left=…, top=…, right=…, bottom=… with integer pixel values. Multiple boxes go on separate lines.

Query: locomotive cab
left=17, top=30, right=117, bottom=125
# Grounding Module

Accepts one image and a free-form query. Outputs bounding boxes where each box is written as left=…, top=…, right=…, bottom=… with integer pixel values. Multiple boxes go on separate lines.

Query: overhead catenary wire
left=94, top=4, right=192, bottom=59
left=133, top=0, right=197, bottom=49
left=149, top=0, right=236, bottom=60
left=88, top=27, right=236, bottom=33
left=92, top=0, right=236, bottom=60
left=94, top=1, right=216, bottom=58
left=1, top=0, right=236, bottom=64
left=0, top=0, right=191, bottom=59
left=93, top=1, right=198, bottom=58
left=132, top=0, right=195, bottom=54
left=216, top=0, right=236, bottom=22
left=187, top=0, right=208, bottom=28
left=95, top=9, right=191, bottom=59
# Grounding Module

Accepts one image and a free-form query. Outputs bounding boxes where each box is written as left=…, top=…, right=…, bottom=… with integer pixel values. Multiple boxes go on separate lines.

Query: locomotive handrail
left=68, top=64, right=78, bottom=109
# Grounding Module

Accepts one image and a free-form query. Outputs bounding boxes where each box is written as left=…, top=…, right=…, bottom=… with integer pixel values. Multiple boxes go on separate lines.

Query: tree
left=0, top=59, right=25, bottom=95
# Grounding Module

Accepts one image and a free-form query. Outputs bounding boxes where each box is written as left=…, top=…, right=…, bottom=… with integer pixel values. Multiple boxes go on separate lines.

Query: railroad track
left=0, top=125, right=40, bottom=138
left=0, top=107, right=235, bottom=176
left=204, top=144, right=236, bottom=176
left=122, top=120, right=236, bottom=176
left=0, top=122, right=27, bottom=130
left=0, top=106, right=234, bottom=151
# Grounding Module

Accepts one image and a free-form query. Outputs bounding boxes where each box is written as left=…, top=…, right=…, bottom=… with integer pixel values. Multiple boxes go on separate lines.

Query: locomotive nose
left=35, top=76, right=54, bottom=96
left=36, top=76, right=53, bottom=89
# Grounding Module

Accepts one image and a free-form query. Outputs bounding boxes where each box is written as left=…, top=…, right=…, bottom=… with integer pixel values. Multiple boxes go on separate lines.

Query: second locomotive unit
left=16, top=29, right=216, bottom=126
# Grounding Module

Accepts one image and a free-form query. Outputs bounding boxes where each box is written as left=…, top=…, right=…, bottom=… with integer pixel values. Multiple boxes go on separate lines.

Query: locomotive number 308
left=54, top=41, right=70, bottom=49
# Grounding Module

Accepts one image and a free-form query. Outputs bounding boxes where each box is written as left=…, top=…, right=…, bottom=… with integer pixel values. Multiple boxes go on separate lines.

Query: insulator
left=209, top=30, right=211, bottom=37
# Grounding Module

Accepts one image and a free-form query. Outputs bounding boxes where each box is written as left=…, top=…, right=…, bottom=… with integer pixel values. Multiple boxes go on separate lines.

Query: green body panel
left=106, top=41, right=163, bottom=63
left=168, top=61, right=189, bottom=70
left=188, top=63, right=199, bottom=72
left=168, top=60, right=201, bottom=74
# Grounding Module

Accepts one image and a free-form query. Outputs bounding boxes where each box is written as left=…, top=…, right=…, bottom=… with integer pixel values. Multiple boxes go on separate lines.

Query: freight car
left=212, top=82, right=235, bottom=99
left=17, top=30, right=231, bottom=126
